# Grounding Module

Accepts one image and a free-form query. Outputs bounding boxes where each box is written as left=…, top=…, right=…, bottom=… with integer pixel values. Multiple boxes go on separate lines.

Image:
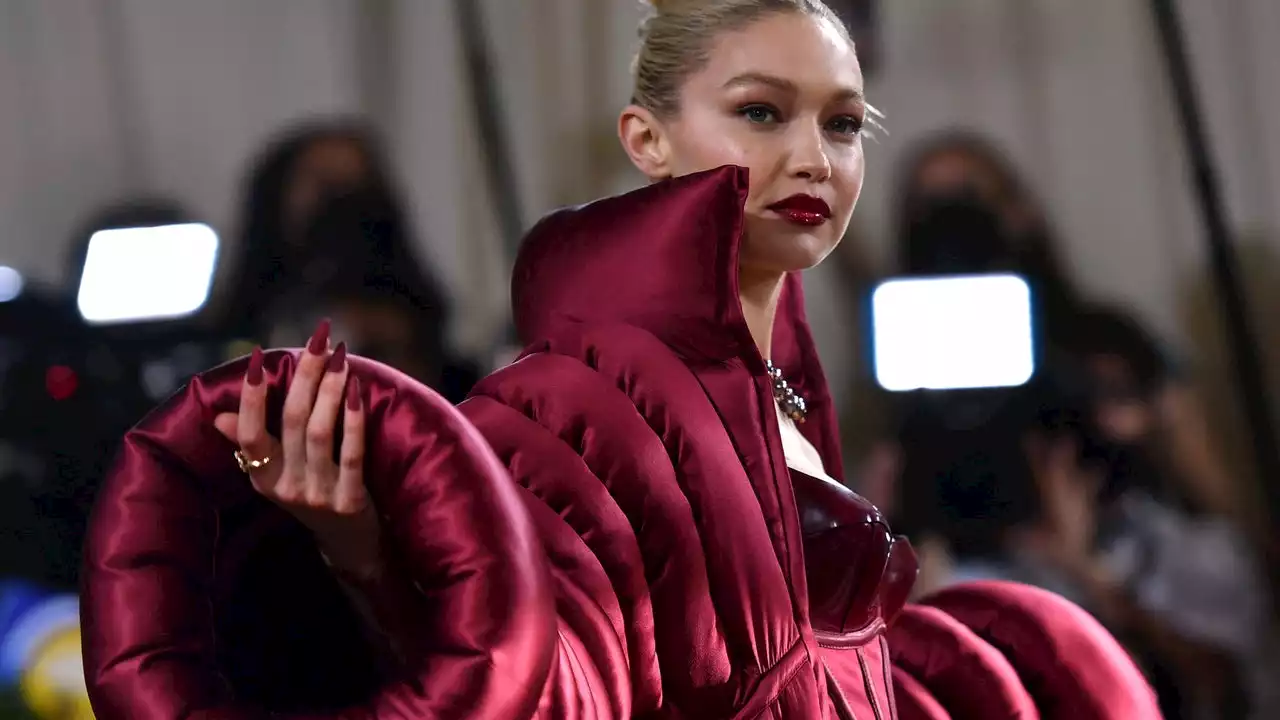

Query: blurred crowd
left=841, top=132, right=1279, bottom=720
left=0, top=118, right=1277, bottom=720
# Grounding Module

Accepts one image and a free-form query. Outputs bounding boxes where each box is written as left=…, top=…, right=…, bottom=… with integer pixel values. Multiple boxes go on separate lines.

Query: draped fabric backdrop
left=2, top=0, right=1279, bottom=386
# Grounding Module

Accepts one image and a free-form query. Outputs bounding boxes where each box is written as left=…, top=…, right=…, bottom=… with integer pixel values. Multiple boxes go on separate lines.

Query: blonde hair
left=633, top=0, right=853, bottom=118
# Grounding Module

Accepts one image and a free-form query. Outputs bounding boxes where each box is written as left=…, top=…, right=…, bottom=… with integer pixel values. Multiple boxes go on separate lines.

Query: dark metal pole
left=453, top=0, right=525, bottom=350
left=453, top=0, right=526, bottom=258
left=1148, top=0, right=1280, bottom=526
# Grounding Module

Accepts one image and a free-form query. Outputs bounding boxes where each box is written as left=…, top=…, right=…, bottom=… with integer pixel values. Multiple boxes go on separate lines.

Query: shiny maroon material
left=490, top=165, right=907, bottom=716
left=791, top=469, right=916, bottom=636
left=81, top=350, right=556, bottom=719
left=82, top=166, right=1160, bottom=719
left=887, top=605, right=1036, bottom=718
left=893, top=581, right=1165, bottom=719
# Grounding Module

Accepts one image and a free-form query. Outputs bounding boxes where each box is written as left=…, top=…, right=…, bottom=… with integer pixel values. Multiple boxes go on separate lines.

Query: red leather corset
left=792, top=470, right=918, bottom=639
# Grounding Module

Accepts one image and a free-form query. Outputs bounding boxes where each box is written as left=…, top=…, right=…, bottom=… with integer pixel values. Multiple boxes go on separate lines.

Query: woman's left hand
left=213, top=323, right=383, bottom=579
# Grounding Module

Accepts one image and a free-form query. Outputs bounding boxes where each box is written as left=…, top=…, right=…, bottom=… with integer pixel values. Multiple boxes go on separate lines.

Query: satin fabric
left=82, top=165, right=1161, bottom=719
left=918, top=581, right=1163, bottom=719
left=886, top=605, right=1036, bottom=718
left=501, top=165, right=908, bottom=716
left=81, top=351, right=555, bottom=719
left=882, top=580, right=1166, bottom=719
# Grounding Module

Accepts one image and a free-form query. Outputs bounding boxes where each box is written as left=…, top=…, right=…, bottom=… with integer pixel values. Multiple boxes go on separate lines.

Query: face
left=1088, top=354, right=1154, bottom=444
left=622, top=12, right=866, bottom=275
left=913, top=150, right=1003, bottom=204
left=283, top=136, right=371, bottom=243
left=912, top=149, right=1038, bottom=241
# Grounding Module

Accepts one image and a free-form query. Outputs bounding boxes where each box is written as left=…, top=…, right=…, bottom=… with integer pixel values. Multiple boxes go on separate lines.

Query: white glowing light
left=76, top=223, right=218, bottom=324
left=0, top=266, right=23, bottom=302
left=872, top=274, right=1035, bottom=391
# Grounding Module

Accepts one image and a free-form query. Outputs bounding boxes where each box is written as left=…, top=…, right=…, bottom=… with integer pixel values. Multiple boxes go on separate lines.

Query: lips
left=767, top=194, right=832, bottom=227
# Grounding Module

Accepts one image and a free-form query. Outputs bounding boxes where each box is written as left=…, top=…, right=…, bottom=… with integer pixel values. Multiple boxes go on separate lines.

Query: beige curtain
left=3, top=0, right=1279, bottom=378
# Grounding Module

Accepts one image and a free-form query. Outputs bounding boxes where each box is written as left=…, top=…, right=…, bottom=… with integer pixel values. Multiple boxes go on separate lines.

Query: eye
left=737, top=103, right=781, bottom=125
left=826, top=114, right=864, bottom=137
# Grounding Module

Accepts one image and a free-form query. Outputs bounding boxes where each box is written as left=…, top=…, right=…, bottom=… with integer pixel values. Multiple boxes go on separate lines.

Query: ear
left=618, top=104, right=673, bottom=180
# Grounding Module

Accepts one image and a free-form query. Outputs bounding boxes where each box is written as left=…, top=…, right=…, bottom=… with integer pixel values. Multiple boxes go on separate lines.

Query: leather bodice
left=793, top=469, right=917, bottom=636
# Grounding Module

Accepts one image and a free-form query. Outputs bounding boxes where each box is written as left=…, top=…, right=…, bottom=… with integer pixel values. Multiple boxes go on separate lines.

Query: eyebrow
left=721, top=72, right=864, bottom=104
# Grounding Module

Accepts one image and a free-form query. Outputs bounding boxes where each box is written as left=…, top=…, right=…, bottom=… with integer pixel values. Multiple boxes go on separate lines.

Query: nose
left=787, top=122, right=832, bottom=182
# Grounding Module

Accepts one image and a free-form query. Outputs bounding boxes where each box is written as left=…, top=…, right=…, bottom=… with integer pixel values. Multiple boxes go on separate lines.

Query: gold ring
left=234, top=450, right=272, bottom=474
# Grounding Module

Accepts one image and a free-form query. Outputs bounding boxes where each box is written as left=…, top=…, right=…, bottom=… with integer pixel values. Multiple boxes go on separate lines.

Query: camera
left=0, top=215, right=228, bottom=588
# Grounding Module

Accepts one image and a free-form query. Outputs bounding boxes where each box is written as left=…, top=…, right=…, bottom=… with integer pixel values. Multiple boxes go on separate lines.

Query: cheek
left=831, top=147, right=866, bottom=220
left=671, top=133, right=751, bottom=176
left=667, top=112, right=771, bottom=179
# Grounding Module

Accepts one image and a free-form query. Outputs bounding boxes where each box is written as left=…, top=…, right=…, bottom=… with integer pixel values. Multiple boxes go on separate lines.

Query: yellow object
left=19, top=626, right=94, bottom=719
left=225, top=339, right=258, bottom=362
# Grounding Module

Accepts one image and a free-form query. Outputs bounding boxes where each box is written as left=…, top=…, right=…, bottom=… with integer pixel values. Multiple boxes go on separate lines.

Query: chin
left=744, top=221, right=840, bottom=273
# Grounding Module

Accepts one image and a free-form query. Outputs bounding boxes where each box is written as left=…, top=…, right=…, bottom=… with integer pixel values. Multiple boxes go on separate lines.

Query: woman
left=893, top=130, right=1081, bottom=336
left=888, top=132, right=1089, bottom=594
left=221, top=120, right=472, bottom=399
left=228, top=3, right=890, bottom=713
left=82, top=2, right=1159, bottom=718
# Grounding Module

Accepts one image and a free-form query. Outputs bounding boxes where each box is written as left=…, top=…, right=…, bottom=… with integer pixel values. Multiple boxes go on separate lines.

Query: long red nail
left=307, top=318, right=331, bottom=355
left=247, top=347, right=264, bottom=386
left=327, top=342, right=348, bottom=372
left=346, top=377, right=361, bottom=411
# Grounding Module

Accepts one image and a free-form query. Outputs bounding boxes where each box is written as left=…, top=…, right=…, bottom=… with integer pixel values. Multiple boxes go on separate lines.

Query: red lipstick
left=767, top=194, right=832, bottom=226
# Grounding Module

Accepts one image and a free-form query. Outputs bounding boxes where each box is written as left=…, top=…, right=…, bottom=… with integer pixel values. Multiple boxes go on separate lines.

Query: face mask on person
left=901, top=191, right=1013, bottom=276
left=294, top=186, right=402, bottom=281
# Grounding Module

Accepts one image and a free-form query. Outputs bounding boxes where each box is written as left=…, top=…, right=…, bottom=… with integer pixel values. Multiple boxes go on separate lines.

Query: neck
left=738, top=266, right=787, bottom=361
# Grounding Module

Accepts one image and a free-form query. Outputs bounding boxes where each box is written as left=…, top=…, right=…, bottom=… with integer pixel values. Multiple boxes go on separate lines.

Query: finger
left=305, top=342, right=348, bottom=505
left=237, top=347, right=281, bottom=491
left=1048, top=436, right=1079, bottom=468
left=334, top=376, right=368, bottom=516
left=214, top=413, right=238, bottom=443
left=280, top=318, right=332, bottom=493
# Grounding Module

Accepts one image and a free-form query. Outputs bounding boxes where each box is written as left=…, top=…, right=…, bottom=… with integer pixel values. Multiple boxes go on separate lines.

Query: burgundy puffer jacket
left=82, top=166, right=1161, bottom=718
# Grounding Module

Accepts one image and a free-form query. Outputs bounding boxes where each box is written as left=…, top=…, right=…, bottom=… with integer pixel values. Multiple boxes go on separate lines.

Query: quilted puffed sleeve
left=460, top=332, right=823, bottom=718
left=888, top=581, right=1163, bottom=720
left=81, top=351, right=572, bottom=720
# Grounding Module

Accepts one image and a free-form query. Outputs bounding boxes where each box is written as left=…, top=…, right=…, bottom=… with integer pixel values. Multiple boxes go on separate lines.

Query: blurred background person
left=881, top=130, right=1087, bottom=565
left=219, top=120, right=478, bottom=402
left=876, top=132, right=1275, bottom=717
left=900, top=302, right=1271, bottom=719
left=846, top=130, right=1087, bottom=511
left=1023, top=304, right=1272, bottom=720
left=893, top=130, right=1083, bottom=346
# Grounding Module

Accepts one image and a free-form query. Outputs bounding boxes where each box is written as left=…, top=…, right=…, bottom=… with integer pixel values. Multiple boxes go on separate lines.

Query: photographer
left=884, top=132, right=1271, bottom=717
left=1018, top=305, right=1270, bottom=720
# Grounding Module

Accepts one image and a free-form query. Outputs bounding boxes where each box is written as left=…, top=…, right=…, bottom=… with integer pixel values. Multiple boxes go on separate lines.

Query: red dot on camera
left=46, top=365, right=78, bottom=401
